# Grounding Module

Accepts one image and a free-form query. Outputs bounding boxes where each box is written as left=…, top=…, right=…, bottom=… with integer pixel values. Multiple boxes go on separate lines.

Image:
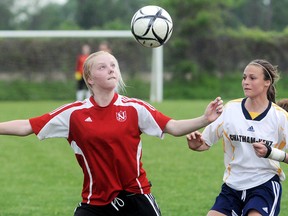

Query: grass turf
left=0, top=100, right=287, bottom=215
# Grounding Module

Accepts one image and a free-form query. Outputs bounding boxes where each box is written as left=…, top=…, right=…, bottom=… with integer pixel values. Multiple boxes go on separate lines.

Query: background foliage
left=0, top=0, right=288, bottom=100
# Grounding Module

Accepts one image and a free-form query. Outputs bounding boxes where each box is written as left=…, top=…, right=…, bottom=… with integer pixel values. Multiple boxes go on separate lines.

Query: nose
left=242, top=80, right=248, bottom=88
left=108, top=67, right=114, bottom=74
left=242, top=78, right=249, bottom=85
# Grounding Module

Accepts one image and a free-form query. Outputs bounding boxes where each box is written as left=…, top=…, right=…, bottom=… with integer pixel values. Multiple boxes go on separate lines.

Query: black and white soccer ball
left=131, top=5, right=173, bottom=48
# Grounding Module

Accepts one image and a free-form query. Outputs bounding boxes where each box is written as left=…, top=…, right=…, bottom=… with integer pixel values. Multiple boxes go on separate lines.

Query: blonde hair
left=83, top=51, right=126, bottom=95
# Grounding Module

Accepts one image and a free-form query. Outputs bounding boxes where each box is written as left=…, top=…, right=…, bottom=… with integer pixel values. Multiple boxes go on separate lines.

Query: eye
left=98, top=65, right=106, bottom=70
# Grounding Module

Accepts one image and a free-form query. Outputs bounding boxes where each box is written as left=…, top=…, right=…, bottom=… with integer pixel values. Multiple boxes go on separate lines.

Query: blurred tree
left=20, top=3, right=67, bottom=30
left=74, top=0, right=154, bottom=29
left=232, top=0, right=271, bottom=30
left=232, top=0, right=288, bottom=31
left=162, top=0, right=242, bottom=38
left=270, top=0, right=288, bottom=30
left=160, top=0, right=241, bottom=79
left=3, top=0, right=288, bottom=32
left=59, top=0, right=79, bottom=29
left=0, top=0, right=15, bottom=29
left=11, top=0, right=75, bottom=30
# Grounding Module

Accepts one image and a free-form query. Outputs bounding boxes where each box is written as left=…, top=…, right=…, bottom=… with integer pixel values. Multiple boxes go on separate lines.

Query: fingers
left=252, top=141, right=265, bottom=148
left=203, top=96, right=224, bottom=123
left=186, top=134, right=192, bottom=140
left=186, top=131, right=202, bottom=140
left=214, top=97, right=223, bottom=114
left=252, top=142, right=268, bottom=158
left=215, top=96, right=222, bottom=102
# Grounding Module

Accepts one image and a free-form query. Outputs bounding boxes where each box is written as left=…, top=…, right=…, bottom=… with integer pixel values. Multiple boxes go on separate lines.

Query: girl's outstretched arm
left=164, top=97, right=223, bottom=136
left=0, top=120, right=33, bottom=136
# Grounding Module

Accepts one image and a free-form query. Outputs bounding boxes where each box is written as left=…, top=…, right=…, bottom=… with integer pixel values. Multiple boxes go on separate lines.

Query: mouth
left=108, top=77, right=116, bottom=80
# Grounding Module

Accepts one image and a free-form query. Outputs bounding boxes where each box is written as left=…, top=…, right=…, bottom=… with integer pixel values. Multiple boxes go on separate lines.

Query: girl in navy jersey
left=187, top=59, right=288, bottom=216
left=0, top=51, right=223, bottom=216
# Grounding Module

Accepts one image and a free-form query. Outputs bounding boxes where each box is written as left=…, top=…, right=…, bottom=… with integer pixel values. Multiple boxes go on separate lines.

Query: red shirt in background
left=76, top=54, right=89, bottom=76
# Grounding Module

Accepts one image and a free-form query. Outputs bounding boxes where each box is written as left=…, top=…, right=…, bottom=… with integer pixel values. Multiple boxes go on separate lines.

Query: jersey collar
left=89, top=93, right=119, bottom=109
left=241, top=97, right=271, bottom=121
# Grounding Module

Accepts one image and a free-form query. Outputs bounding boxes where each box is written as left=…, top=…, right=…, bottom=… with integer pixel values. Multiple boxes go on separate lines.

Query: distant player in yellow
left=187, top=59, right=288, bottom=216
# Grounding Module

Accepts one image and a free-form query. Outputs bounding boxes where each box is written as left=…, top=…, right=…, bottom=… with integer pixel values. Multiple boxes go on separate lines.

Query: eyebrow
left=249, top=63, right=272, bottom=81
left=95, top=62, right=106, bottom=66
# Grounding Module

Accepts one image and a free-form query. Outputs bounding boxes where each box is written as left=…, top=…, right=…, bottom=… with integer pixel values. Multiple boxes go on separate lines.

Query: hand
left=252, top=141, right=268, bottom=158
left=75, top=71, right=82, bottom=80
left=253, top=141, right=286, bottom=162
left=186, top=131, right=206, bottom=151
left=203, top=97, right=223, bottom=123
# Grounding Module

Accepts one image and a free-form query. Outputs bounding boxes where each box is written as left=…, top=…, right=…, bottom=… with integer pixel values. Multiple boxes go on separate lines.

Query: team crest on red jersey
left=116, top=111, right=127, bottom=122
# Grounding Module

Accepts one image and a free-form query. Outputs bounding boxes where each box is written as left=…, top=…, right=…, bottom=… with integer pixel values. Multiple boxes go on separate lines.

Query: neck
left=93, top=91, right=115, bottom=107
left=245, top=96, right=269, bottom=112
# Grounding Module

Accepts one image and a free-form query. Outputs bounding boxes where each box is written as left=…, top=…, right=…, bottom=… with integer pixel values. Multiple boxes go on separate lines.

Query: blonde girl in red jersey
left=0, top=51, right=223, bottom=216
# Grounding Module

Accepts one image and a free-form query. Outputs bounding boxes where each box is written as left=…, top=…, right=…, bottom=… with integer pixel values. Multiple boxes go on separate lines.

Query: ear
left=264, top=80, right=271, bottom=87
left=87, top=76, right=93, bottom=85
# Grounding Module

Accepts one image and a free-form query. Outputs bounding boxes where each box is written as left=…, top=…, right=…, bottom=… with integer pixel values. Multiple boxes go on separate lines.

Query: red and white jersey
left=29, top=93, right=171, bottom=205
left=202, top=98, right=288, bottom=190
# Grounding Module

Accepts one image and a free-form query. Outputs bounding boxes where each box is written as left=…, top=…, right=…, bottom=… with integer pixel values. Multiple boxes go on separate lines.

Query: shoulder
left=271, top=102, right=288, bottom=119
left=49, top=99, right=92, bottom=116
left=226, top=98, right=243, bottom=105
left=272, top=102, right=286, bottom=112
left=224, top=98, right=243, bottom=109
left=118, top=95, right=156, bottom=111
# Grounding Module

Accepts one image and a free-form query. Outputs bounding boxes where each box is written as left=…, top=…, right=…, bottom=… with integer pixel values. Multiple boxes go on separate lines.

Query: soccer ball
left=131, top=5, right=173, bottom=48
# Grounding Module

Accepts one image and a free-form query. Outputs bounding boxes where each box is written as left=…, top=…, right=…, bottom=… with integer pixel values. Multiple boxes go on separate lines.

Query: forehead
left=243, top=64, right=263, bottom=75
left=93, top=53, right=116, bottom=64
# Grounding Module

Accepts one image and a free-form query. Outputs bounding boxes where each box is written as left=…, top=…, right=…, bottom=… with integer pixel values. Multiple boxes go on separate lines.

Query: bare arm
left=164, top=97, right=223, bottom=136
left=186, top=131, right=210, bottom=151
left=0, top=120, right=33, bottom=136
left=164, top=116, right=209, bottom=137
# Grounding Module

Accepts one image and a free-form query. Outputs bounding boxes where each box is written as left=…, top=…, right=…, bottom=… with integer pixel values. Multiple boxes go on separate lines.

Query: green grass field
left=0, top=100, right=287, bottom=216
